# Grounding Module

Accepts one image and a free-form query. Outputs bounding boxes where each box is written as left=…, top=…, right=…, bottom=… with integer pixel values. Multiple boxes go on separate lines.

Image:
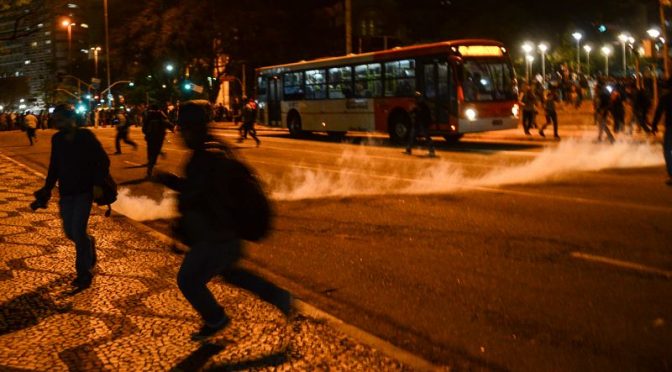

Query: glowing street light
left=648, top=28, right=661, bottom=39
left=618, top=33, right=630, bottom=76
left=538, top=43, right=548, bottom=85
left=165, top=64, right=175, bottom=73
left=525, top=54, right=535, bottom=82
left=601, top=45, right=612, bottom=76
left=572, top=32, right=583, bottom=73
left=521, top=42, right=533, bottom=82
left=583, top=45, right=592, bottom=76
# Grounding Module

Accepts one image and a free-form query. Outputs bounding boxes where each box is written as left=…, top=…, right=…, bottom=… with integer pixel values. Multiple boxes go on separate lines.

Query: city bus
left=255, top=39, right=519, bottom=143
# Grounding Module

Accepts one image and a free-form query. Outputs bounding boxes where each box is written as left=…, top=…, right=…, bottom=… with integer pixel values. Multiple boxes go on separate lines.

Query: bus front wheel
left=389, top=115, right=411, bottom=145
left=288, top=113, right=304, bottom=138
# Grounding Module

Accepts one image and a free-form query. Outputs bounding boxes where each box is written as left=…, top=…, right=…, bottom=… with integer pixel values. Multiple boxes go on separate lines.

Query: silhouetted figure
left=30, top=104, right=110, bottom=290
left=651, top=78, right=672, bottom=186
left=155, top=100, right=288, bottom=342
left=142, top=104, right=171, bottom=177
left=539, top=90, right=560, bottom=140
left=405, top=92, right=435, bottom=157
left=237, top=97, right=260, bottom=146
left=113, top=108, right=138, bottom=154
left=595, top=80, right=615, bottom=144
left=24, top=111, right=38, bottom=145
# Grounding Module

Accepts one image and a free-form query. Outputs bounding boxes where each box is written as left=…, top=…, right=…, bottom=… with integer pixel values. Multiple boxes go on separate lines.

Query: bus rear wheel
left=389, top=114, right=411, bottom=145
left=443, top=134, right=464, bottom=143
left=288, top=113, right=304, bottom=138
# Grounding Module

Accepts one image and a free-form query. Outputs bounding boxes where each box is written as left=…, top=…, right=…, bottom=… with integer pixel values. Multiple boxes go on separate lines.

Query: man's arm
left=44, top=135, right=59, bottom=191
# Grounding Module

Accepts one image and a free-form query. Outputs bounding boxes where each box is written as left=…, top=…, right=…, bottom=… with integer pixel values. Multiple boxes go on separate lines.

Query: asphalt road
left=2, top=125, right=671, bottom=371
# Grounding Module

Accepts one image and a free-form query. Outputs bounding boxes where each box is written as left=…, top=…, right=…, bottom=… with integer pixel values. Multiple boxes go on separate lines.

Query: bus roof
left=256, top=39, right=506, bottom=73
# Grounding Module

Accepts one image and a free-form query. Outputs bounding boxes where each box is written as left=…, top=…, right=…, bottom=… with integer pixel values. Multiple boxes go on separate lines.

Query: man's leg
left=177, top=240, right=241, bottom=326
left=59, top=193, right=94, bottom=285
left=115, top=130, right=122, bottom=154
left=664, top=127, right=672, bottom=181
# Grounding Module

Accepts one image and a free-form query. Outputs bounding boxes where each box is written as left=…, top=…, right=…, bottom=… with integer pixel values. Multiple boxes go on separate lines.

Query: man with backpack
left=30, top=104, right=111, bottom=291
left=155, top=100, right=286, bottom=342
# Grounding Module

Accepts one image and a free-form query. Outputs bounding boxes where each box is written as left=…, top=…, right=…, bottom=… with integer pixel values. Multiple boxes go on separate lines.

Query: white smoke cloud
left=111, top=138, right=664, bottom=220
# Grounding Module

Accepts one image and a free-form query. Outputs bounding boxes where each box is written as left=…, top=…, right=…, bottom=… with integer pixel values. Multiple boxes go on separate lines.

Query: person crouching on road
left=30, top=104, right=110, bottom=290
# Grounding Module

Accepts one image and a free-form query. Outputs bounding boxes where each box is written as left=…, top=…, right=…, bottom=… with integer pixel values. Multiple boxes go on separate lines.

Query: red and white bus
left=255, top=39, right=519, bottom=143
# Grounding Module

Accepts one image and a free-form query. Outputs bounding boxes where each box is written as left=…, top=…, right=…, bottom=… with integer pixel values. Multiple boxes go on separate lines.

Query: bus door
left=268, top=76, right=282, bottom=126
left=422, top=60, right=452, bottom=127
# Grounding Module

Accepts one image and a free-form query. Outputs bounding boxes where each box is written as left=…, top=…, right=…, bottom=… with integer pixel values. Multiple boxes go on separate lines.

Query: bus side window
left=385, top=59, right=415, bottom=97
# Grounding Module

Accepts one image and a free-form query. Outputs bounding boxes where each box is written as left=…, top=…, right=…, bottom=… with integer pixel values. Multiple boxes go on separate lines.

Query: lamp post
left=526, top=55, right=535, bottom=82
left=602, top=45, right=612, bottom=76
left=618, top=33, right=630, bottom=76
left=538, top=43, right=548, bottom=86
left=90, top=46, right=101, bottom=77
left=61, top=19, right=74, bottom=65
left=572, top=32, right=583, bottom=73
left=104, top=0, right=112, bottom=105
left=522, top=42, right=533, bottom=82
left=583, top=45, right=592, bottom=76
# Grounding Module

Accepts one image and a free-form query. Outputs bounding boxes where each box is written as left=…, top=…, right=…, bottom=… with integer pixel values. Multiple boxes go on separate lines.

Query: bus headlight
left=465, top=108, right=477, bottom=121
left=512, top=103, right=520, bottom=118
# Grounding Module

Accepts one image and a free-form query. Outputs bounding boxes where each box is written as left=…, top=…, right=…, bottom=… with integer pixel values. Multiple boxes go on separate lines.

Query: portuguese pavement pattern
left=0, top=158, right=408, bottom=371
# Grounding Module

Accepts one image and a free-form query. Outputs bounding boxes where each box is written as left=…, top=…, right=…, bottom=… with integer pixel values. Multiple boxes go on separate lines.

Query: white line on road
left=571, top=252, right=672, bottom=279
left=123, top=160, right=144, bottom=167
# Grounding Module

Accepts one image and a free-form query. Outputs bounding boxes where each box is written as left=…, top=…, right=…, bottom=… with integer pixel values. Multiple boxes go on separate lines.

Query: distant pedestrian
left=650, top=78, right=672, bottom=186
left=520, top=84, right=538, bottom=135
left=30, top=104, right=111, bottom=290
left=610, top=84, right=626, bottom=133
left=539, top=90, right=560, bottom=140
left=405, top=91, right=436, bottom=156
left=113, top=108, right=138, bottom=154
left=142, top=104, right=172, bottom=177
left=237, top=97, right=260, bottom=146
left=595, top=80, right=615, bottom=144
left=633, top=84, right=653, bottom=134
left=155, top=100, right=288, bottom=342
left=24, top=111, right=38, bottom=145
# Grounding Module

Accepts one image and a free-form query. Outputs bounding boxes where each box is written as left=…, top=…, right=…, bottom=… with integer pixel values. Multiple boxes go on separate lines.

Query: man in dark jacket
left=142, top=104, right=171, bottom=177
left=156, top=100, right=288, bottom=342
left=651, top=78, right=672, bottom=186
left=30, top=104, right=110, bottom=290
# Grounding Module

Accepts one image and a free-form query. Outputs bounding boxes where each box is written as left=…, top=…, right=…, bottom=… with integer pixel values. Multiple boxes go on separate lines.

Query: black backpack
left=206, top=144, right=272, bottom=242
left=94, top=172, right=118, bottom=217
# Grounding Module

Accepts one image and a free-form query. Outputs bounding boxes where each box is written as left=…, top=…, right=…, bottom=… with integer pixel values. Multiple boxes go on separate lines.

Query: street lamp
left=522, top=42, right=533, bottom=82
left=601, top=45, right=612, bottom=76
left=618, top=33, right=630, bottom=76
left=61, top=18, right=74, bottom=65
left=526, top=54, right=535, bottom=83
left=538, top=43, right=548, bottom=86
left=572, top=32, right=583, bottom=73
left=648, top=28, right=661, bottom=39
left=583, top=45, right=592, bottom=76
left=165, top=64, right=175, bottom=73
left=90, top=46, right=101, bottom=77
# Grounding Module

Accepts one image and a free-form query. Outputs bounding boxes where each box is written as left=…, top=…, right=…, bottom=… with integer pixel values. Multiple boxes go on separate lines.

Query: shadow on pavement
left=0, top=277, right=72, bottom=336
left=171, top=342, right=289, bottom=371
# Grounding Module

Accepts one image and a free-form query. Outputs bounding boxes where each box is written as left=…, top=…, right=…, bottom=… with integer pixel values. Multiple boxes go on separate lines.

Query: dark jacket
left=142, top=109, right=170, bottom=138
left=652, top=90, right=672, bottom=131
left=44, top=128, right=110, bottom=196
left=161, top=145, right=237, bottom=245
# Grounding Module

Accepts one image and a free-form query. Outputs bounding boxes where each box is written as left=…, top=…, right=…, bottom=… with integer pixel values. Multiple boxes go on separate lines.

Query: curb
left=0, top=151, right=445, bottom=372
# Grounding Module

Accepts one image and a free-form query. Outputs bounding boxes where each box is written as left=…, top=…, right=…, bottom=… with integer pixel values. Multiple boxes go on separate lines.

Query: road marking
left=123, top=160, right=144, bottom=166
left=571, top=252, right=672, bottom=279
left=473, top=186, right=672, bottom=213
left=0, top=153, right=46, bottom=178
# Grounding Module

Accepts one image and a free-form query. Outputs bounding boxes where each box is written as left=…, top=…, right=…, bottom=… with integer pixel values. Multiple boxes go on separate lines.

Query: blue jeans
left=58, top=193, right=94, bottom=281
left=177, top=239, right=242, bottom=325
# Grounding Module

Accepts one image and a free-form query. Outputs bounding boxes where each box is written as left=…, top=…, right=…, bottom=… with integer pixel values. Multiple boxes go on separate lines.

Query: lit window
left=80, top=23, right=89, bottom=28
left=67, top=3, right=78, bottom=8
left=44, top=31, right=51, bottom=36
left=25, top=60, right=31, bottom=65
left=38, top=23, right=44, bottom=28
left=31, top=42, right=38, bottom=47
left=45, top=40, right=51, bottom=44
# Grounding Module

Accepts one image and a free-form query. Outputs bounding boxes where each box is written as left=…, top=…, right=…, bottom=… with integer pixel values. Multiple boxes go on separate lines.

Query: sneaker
left=538, top=129, right=545, bottom=137
left=190, top=316, right=230, bottom=342
left=554, top=135, right=561, bottom=141
left=255, top=139, right=261, bottom=147
left=70, top=276, right=92, bottom=290
left=403, top=149, right=412, bottom=155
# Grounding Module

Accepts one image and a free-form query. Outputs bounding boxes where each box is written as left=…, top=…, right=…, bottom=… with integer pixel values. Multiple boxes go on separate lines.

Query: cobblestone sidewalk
left=0, top=159, right=410, bottom=371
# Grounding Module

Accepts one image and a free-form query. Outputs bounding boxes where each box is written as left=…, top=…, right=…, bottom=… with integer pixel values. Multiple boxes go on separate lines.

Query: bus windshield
left=461, top=59, right=516, bottom=102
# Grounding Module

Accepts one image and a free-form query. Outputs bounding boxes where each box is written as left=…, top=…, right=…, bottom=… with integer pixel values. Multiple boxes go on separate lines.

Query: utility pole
left=345, top=0, right=352, bottom=54
left=104, top=0, right=112, bottom=104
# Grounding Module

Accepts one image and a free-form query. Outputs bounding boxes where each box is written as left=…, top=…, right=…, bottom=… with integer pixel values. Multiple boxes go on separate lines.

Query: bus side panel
left=373, top=98, right=415, bottom=132
left=281, top=99, right=375, bottom=132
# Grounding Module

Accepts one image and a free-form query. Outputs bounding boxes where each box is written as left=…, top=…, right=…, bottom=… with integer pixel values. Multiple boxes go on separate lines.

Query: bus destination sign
left=457, top=45, right=503, bottom=57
